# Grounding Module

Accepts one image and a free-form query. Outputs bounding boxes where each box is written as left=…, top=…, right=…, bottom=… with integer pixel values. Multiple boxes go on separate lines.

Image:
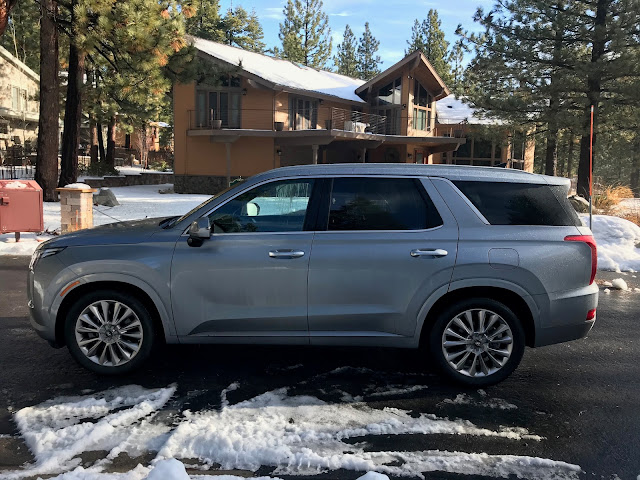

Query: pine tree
left=449, top=39, right=466, bottom=95
left=185, top=0, right=223, bottom=41
left=220, top=6, right=265, bottom=52
left=334, top=24, right=358, bottom=77
left=422, top=10, right=452, bottom=85
left=406, top=19, right=426, bottom=55
left=34, top=0, right=59, bottom=200
left=278, top=0, right=332, bottom=69
left=357, top=22, right=381, bottom=80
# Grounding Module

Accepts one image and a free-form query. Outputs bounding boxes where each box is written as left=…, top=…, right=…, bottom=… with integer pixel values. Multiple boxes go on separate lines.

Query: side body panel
left=307, top=178, right=459, bottom=344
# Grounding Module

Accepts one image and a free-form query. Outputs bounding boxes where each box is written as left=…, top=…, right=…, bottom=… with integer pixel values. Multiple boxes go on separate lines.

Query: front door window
left=209, top=179, right=315, bottom=233
left=289, top=98, right=318, bottom=130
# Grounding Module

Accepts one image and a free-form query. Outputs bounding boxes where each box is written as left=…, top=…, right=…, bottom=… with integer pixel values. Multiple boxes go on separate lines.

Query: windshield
left=164, top=181, right=245, bottom=228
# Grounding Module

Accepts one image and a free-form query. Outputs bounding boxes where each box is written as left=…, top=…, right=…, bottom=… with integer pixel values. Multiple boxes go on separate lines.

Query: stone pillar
left=56, top=186, right=96, bottom=234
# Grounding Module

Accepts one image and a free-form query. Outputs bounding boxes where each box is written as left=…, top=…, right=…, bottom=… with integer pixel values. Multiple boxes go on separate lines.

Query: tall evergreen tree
left=220, top=6, right=265, bottom=52
left=423, top=10, right=452, bottom=85
left=34, top=0, right=59, bottom=201
left=357, top=22, right=381, bottom=80
left=185, top=0, right=223, bottom=41
left=406, top=19, right=427, bottom=55
left=334, top=24, right=357, bottom=77
left=459, top=0, right=587, bottom=176
left=278, top=0, right=332, bottom=68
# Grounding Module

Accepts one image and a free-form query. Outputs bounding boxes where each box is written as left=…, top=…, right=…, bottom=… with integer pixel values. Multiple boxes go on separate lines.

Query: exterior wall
left=0, top=47, right=39, bottom=150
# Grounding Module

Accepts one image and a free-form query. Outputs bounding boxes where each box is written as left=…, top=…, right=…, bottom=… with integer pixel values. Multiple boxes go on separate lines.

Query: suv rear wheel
left=64, top=290, right=155, bottom=374
left=429, top=298, right=525, bottom=386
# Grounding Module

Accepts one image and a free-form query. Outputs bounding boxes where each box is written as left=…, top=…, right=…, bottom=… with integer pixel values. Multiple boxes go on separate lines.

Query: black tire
left=64, top=289, right=155, bottom=375
left=428, top=297, right=525, bottom=387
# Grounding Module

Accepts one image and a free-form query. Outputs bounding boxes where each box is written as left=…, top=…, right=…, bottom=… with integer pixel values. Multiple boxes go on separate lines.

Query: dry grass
left=620, top=211, right=640, bottom=227
left=593, top=185, right=634, bottom=211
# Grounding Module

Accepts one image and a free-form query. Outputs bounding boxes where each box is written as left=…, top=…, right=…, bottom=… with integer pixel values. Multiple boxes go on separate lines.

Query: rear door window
left=453, top=181, right=581, bottom=226
left=327, top=177, right=442, bottom=231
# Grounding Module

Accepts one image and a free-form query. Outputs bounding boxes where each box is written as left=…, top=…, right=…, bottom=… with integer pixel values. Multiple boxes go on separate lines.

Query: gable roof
left=436, top=94, right=501, bottom=125
left=0, top=45, right=39, bottom=83
left=355, top=50, right=449, bottom=101
left=190, top=37, right=366, bottom=104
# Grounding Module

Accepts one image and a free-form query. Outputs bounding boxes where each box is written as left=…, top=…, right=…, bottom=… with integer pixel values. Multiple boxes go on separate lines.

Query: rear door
left=307, top=176, right=459, bottom=342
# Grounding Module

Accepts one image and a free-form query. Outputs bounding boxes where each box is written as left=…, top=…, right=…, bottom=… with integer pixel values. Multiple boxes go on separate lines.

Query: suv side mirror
left=187, top=218, right=211, bottom=247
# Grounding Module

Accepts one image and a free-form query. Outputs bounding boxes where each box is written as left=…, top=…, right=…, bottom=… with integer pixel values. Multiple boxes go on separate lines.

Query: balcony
left=187, top=107, right=387, bottom=136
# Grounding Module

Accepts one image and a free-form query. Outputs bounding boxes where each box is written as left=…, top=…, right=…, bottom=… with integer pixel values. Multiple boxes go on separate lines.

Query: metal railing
left=187, top=106, right=389, bottom=136
left=329, top=108, right=387, bottom=135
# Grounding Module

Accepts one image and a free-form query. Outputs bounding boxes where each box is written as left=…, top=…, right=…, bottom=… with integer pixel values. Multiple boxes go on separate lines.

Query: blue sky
left=219, top=0, right=493, bottom=67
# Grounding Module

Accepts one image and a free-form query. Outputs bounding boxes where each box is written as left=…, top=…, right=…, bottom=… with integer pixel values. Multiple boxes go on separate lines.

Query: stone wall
left=174, top=175, right=241, bottom=195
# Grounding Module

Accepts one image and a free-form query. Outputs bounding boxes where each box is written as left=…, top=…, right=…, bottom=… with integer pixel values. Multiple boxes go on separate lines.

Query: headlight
left=29, top=246, right=65, bottom=271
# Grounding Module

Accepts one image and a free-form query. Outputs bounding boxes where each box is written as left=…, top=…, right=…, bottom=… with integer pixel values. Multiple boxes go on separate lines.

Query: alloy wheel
left=74, top=300, right=144, bottom=367
left=441, top=308, right=514, bottom=377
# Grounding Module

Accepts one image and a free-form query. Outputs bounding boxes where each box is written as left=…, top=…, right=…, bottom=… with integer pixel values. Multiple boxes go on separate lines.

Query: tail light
left=586, top=309, right=596, bottom=321
left=565, top=235, right=597, bottom=285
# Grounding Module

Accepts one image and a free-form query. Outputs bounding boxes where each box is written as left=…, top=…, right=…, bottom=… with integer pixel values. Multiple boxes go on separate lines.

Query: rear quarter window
left=453, top=181, right=581, bottom=226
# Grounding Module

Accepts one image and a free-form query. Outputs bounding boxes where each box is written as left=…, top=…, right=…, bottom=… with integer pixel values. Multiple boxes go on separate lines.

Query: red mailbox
left=0, top=180, right=44, bottom=241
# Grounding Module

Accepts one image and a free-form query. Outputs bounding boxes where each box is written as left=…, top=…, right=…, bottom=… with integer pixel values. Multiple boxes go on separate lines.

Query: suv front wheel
left=64, top=290, right=155, bottom=374
left=429, top=298, right=525, bottom=386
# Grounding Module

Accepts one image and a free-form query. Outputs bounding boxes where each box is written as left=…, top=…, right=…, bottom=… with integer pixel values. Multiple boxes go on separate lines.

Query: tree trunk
left=544, top=128, right=558, bottom=176
left=97, top=123, right=105, bottom=162
left=0, top=0, right=18, bottom=37
left=89, top=117, right=98, bottom=165
left=58, top=41, right=85, bottom=187
left=630, top=136, right=640, bottom=197
left=34, top=0, right=59, bottom=202
left=577, top=0, right=607, bottom=199
left=566, top=132, right=574, bottom=179
left=105, top=116, right=116, bottom=169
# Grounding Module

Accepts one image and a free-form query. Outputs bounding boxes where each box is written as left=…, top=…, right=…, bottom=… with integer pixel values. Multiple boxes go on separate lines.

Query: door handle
left=268, top=249, right=305, bottom=259
left=411, top=248, right=448, bottom=258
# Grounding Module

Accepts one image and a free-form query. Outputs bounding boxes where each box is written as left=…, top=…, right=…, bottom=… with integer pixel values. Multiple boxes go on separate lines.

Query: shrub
left=593, top=185, right=634, bottom=211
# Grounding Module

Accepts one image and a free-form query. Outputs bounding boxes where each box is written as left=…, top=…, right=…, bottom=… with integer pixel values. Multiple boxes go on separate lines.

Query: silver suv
left=28, top=164, right=598, bottom=386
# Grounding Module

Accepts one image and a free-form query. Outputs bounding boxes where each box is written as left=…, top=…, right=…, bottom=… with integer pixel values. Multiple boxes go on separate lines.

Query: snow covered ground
left=1, top=370, right=582, bottom=480
left=0, top=184, right=209, bottom=257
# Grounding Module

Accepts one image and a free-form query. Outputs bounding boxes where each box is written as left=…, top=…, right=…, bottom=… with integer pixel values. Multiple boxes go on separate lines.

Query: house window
left=372, top=77, right=402, bottom=135
left=195, top=77, right=242, bottom=129
left=412, top=80, right=432, bottom=131
left=11, top=86, right=27, bottom=112
left=289, top=97, right=318, bottom=130
left=0, top=123, right=8, bottom=135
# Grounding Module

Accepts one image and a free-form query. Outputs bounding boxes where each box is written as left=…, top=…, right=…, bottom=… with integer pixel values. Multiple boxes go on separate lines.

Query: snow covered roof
left=436, top=95, right=501, bottom=125
left=191, top=37, right=366, bottom=104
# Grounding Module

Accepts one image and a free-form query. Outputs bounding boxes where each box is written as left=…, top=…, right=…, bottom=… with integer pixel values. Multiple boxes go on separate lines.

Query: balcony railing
left=187, top=106, right=389, bottom=136
left=328, top=108, right=387, bottom=135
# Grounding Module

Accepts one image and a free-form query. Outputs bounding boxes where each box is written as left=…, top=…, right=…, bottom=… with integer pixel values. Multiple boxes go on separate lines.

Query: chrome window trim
left=182, top=174, right=450, bottom=236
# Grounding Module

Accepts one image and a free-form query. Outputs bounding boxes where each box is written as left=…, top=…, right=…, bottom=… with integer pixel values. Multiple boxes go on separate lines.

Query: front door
left=307, top=176, right=458, bottom=341
left=171, top=178, right=317, bottom=340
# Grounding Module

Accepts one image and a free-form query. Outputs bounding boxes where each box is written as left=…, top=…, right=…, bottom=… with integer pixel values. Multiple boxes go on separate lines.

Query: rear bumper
left=534, top=283, right=598, bottom=347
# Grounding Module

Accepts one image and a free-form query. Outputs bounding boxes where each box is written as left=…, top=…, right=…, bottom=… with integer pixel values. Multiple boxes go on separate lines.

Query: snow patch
left=63, top=183, right=93, bottom=189
left=157, top=387, right=545, bottom=477
left=581, top=214, right=640, bottom=272
left=2, top=181, right=28, bottom=189
left=604, top=288, right=611, bottom=294
left=602, top=281, right=613, bottom=287
left=5, top=385, right=176, bottom=478
left=612, top=278, right=628, bottom=290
